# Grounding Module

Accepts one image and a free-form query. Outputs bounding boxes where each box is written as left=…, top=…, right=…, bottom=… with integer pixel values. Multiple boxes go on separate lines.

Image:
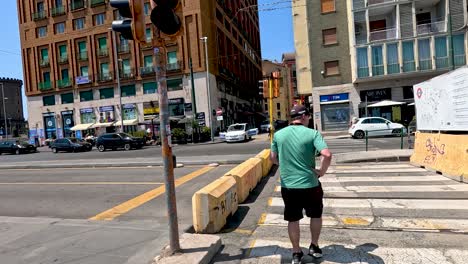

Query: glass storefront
left=320, top=93, right=350, bottom=131
left=99, top=106, right=115, bottom=123
left=43, top=112, right=57, bottom=139
left=169, top=98, right=185, bottom=116
left=80, top=108, right=96, bottom=124
left=61, top=110, right=74, bottom=138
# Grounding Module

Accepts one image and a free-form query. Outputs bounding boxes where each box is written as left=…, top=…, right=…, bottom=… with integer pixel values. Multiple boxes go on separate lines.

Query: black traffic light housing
left=110, top=0, right=146, bottom=42
left=151, top=0, right=182, bottom=36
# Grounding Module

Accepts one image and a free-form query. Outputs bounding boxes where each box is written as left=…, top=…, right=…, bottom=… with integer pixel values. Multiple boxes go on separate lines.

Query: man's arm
left=270, top=151, right=279, bottom=165
left=314, top=148, right=332, bottom=177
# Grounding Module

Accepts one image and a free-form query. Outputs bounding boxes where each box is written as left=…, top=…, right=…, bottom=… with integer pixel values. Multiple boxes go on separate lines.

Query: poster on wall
left=28, top=129, right=37, bottom=145
left=414, top=67, right=468, bottom=131
left=56, top=128, right=64, bottom=139
left=99, top=106, right=115, bottom=123
left=123, top=104, right=137, bottom=120
left=75, top=130, right=82, bottom=139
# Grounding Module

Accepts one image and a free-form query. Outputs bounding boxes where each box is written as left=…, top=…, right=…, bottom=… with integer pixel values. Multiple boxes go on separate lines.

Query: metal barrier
left=365, top=128, right=405, bottom=151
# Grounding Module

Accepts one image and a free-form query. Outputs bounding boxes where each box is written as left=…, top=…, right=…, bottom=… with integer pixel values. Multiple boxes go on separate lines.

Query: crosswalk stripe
left=274, top=184, right=468, bottom=193
left=334, top=164, right=415, bottom=169
left=268, top=197, right=468, bottom=210
left=331, top=168, right=426, bottom=173
left=319, top=175, right=449, bottom=182
left=260, top=213, right=468, bottom=232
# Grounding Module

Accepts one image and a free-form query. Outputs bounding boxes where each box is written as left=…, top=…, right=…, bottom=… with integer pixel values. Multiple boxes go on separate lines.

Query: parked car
left=96, top=132, right=145, bottom=152
left=0, top=140, right=37, bottom=155
left=260, top=121, right=271, bottom=133
left=225, top=123, right=257, bottom=143
left=50, top=138, right=92, bottom=153
left=349, top=117, right=407, bottom=139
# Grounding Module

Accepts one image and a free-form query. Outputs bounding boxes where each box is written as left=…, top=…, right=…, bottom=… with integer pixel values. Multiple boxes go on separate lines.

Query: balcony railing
left=90, top=0, right=106, bottom=7
left=369, top=28, right=397, bottom=42
left=38, top=81, right=52, bottom=91
left=140, top=66, right=154, bottom=76
left=78, top=52, right=88, bottom=61
left=436, top=57, right=449, bottom=69
left=454, top=54, right=466, bottom=67
left=118, top=44, right=130, bottom=53
left=357, top=67, right=369, bottom=78
left=419, top=59, right=432, bottom=71
left=372, top=65, right=384, bottom=76
left=57, top=79, right=72, bottom=88
left=97, top=49, right=108, bottom=57
left=32, top=11, right=47, bottom=21
left=167, top=62, right=181, bottom=71
left=51, top=6, right=65, bottom=16
left=403, top=61, right=416, bottom=72
left=387, top=63, right=400, bottom=74
left=368, top=0, right=395, bottom=6
left=417, top=21, right=446, bottom=36
left=58, top=56, right=68, bottom=64
left=39, top=59, right=50, bottom=67
left=120, top=71, right=134, bottom=79
left=71, top=0, right=85, bottom=11
left=99, top=73, right=113, bottom=82
left=355, top=34, right=367, bottom=45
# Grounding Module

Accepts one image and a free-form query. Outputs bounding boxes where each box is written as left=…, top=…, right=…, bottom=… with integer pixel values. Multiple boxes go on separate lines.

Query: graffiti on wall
left=424, top=138, right=446, bottom=164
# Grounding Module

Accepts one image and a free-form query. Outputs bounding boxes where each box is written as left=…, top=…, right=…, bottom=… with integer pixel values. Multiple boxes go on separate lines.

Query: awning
left=320, top=100, right=349, bottom=105
left=92, top=122, right=115, bottom=128
left=113, top=119, right=138, bottom=126
left=367, top=100, right=405, bottom=108
left=408, top=102, right=415, bottom=106
left=70, top=123, right=94, bottom=131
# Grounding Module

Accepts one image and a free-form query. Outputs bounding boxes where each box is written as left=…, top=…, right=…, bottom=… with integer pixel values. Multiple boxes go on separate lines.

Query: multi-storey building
left=0, top=78, right=26, bottom=138
left=281, top=52, right=299, bottom=106
left=262, top=59, right=291, bottom=121
left=17, top=0, right=262, bottom=140
left=293, top=0, right=468, bottom=132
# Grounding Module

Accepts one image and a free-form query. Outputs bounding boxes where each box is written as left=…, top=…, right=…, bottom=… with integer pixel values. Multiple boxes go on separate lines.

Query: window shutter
left=321, top=0, right=335, bottom=13
left=325, top=61, right=339, bottom=76
left=322, top=28, right=337, bottom=45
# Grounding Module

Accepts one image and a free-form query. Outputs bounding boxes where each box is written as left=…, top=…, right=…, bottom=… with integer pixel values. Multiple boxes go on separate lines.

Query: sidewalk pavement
left=334, top=149, right=413, bottom=163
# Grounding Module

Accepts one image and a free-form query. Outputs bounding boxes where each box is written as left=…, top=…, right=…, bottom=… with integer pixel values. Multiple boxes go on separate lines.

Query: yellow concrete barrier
left=247, top=158, right=263, bottom=184
left=255, top=149, right=273, bottom=177
left=411, top=132, right=468, bottom=181
left=224, top=160, right=259, bottom=203
left=192, top=176, right=238, bottom=233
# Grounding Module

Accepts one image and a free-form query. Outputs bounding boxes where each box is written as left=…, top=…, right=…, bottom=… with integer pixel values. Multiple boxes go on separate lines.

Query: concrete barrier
left=410, top=132, right=468, bottom=182
left=255, top=149, right=273, bottom=177
left=224, top=160, right=259, bottom=203
left=247, top=158, right=264, bottom=184
left=192, top=176, right=238, bottom=233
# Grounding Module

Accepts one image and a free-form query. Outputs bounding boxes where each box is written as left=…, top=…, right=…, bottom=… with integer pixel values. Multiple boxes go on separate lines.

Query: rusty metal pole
left=153, top=38, right=180, bottom=253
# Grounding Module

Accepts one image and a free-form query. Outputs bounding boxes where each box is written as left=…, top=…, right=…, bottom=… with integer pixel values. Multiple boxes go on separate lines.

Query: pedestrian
left=270, top=105, right=332, bottom=264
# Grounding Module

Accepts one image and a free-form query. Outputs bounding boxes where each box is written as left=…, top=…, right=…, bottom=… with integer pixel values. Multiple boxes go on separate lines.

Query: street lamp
left=111, top=29, right=124, bottom=133
left=200, top=36, right=214, bottom=142
left=0, top=83, right=8, bottom=139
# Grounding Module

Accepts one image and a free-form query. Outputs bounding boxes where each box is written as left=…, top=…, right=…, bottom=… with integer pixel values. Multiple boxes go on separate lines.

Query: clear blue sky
left=0, top=1, right=294, bottom=120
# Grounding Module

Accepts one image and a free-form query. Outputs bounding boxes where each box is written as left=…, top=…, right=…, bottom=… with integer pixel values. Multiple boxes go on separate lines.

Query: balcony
left=387, top=63, right=400, bottom=74
left=372, top=65, right=384, bottom=76
left=419, top=59, right=432, bottom=71
left=57, top=79, right=72, bottom=88
left=368, top=0, right=395, bottom=6
left=436, top=57, right=449, bottom=69
left=167, top=61, right=181, bottom=72
left=369, top=28, right=397, bottom=42
left=78, top=52, right=88, bottom=61
left=39, top=59, right=50, bottom=67
left=90, top=0, right=106, bottom=7
left=358, top=67, right=369, bottom=78
left=403, top=61, right=416, bottom=72
left=97, top=49, right=108, bottom=57
left=58, top=56, right=68, bottom=64
left=454, top=54, right=466, bottom=67
left=51, top=6, right=65, bottom=17
left=98, top=73, right=113, bottom=82
left=118, top=44, right=130, bottom=53
left=71, top=1, right=85, bottom=11
left=38, top=81, right=52, bottom=91
left=140, top=66, right=154, bottom=76
left=120, top=71, right=134, bottom=79
left=417, top=21, right=446, bottom=36
left=32, top=11, right=47, bottom=21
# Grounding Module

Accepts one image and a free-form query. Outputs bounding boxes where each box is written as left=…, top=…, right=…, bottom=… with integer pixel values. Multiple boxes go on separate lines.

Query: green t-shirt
left=271, top=125, right=328, bottom=189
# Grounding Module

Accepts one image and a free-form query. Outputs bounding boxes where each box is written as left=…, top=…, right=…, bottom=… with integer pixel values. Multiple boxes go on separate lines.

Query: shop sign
left=320, top=93, right=349, bottom=102
left=75, top=76, right=90, bottom=85
left=143, top=102, right=159, bottom=115
left=80, top=108, right=94, bottom=114
left=123, top=104, right=135, bottom=109
left=99, top=105, right=114, bottom=112
left=196, top=112, right=206, bottom=126
left=169, top=98, right=184, bottom=105
left=184, top=103, right=192, bottom=112
left=360, top=88, right=391, bottom=102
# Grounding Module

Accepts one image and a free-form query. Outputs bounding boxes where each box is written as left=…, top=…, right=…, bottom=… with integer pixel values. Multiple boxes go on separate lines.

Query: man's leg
left=288, top=220, right=301, bottom=253
left=310, top=217, right=322, bottom=246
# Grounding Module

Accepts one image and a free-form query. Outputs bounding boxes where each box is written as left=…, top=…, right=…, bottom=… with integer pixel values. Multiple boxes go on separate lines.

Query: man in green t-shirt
left=270, top=105, right=332, bottom=264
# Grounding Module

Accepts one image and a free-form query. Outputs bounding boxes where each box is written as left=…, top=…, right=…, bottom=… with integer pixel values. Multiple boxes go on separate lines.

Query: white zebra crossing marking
left=319, top=175, right=448, bottom=182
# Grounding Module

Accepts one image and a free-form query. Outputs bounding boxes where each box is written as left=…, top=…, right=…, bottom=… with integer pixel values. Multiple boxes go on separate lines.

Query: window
left=167, top=51, right=177, bottom=64
left=40, top=49, right=49, bottom=62
left=37, top=1, right=45, bottom=12
left=371, top=46, right=384, bottom=76
left=43, top=95, right=55, bottom=106
left=143, top=82, right=157, bottom=94
left=80, top=66, right=88, bottom=77
left=37, top=26, right=47, bottom=38
left=402, top=41, right=416, bottom=72
left=59, top=44, right=67, bottom=60
left=321, top=0, right=335, bottom=13
left=145, top=28, right=152, bottom=42
left=80, top=90, right=93, bottom=102
left=418, top=39, right=431, bottom=70
left=386, top=43, right=399, bottom=74
left=100, top=63, right=109, bottom=79
left=371, top=118, right=386, bottom=124
left=322, top=28, right=337, bottom=45
left=43, top=72, right=51, bottom=82
left=73, top=18, right=85, bottom=30
left=276, top=103, right=280, bottom=110
left=55, top=22, right=65, bottom=34
left=122, top=59, right=131, bottom=76
left=277, top=112, right=281, bottom=118
left=61, top=93, right=74, bottom=104
left=121, top=85, right=136, bottom=97
left=100, top=87, right=114, bottom=99
left=144, top=2, right=150, bottom=15
left=453, top=34, right=466, bottom=66
left=144, top=55, right=153, bottom=68
left=78, top=41, right=87, bottom=60
left=94, top=13, right=105, bottom=26
left=435, top=36, right=448, bottom=69
left=61, top=69, right=69, bottom=80
left=167, top=79, right=183, bottom=91
left=324, top=61, right=339, bottom=76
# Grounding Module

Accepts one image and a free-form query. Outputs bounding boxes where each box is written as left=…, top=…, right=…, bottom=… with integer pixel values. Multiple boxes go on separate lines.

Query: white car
left=225, top=123, right=257, bottom=142
left=349, top=117, right=407, bottom=139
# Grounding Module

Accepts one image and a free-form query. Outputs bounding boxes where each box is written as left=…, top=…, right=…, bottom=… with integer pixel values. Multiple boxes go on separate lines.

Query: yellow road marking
left=257, top=213, right=267, bottom=225
left=245, top=239, right=257, bottom=258
left=232, top=229, right=254, bottom=235
left=0, top=182, right=164, bottom=185
left=342, top=217, right=370, bottom=226
left=267, top=197, right=273, bottom=206
left=89, top=166, right=215, bottom=221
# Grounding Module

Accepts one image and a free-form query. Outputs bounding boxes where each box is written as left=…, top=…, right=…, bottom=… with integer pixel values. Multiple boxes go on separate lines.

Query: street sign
left=216, top=108, right=223, bottom=116
left=217, top=115, right=223, bottom=121
left=196, top=112, right=206, bottom=126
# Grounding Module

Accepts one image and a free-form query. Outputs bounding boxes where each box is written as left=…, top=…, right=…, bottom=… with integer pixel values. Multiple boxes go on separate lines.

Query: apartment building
left=0, top=78, right=26, bottom=138
left=293, top=0, right=468, bottom=131
left=281, top=52, right=300, bottom=106
left=17, top=0, right=262, bottom=141
left=262, top=59, right=292, bottom=121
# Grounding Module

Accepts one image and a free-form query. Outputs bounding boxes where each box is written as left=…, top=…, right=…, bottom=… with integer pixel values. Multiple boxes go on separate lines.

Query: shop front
left=94, top=106, right=116, bottom=134
left=43, top=112, right=57, bottom=139
left=143, top=101, right=160, bottom=139
left=61, top=110, right=74, bottom=138
left=359, top=88, right=392, bottom=119
left=71, top=108, right=96, bottom=138
left=119, top=103, right=138, bottom=133
left=320, top=93, right=350, bottom=131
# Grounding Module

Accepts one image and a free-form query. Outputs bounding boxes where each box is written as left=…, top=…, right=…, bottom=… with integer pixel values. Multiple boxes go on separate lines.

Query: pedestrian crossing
left=321, top=137, right=373, bottom=153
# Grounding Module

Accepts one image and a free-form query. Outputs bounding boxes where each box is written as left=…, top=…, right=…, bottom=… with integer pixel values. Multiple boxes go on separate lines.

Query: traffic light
left=272, top=71, right=280, bottom=98
left=263, top=79, right=269, bottom=99
left=110, top=0, right=146, bottom=43
left=150, top=0, right=182, bottom=36
left=258, top=80, right=264, bottom=96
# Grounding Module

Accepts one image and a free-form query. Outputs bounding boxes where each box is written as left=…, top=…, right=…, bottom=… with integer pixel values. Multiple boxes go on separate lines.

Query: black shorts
left=281, top=184, right=324, bottom=222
